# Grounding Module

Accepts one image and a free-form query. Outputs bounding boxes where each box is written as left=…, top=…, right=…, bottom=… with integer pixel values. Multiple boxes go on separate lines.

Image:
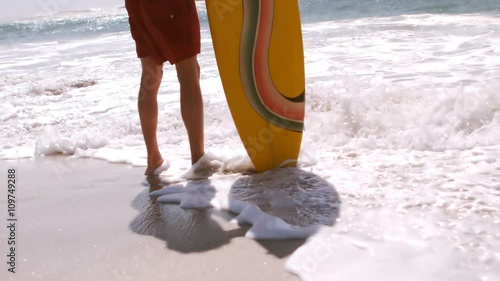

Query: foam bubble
left=34, top=127, right=109, bottom=156
left=148, top=167, right=340, bottom=240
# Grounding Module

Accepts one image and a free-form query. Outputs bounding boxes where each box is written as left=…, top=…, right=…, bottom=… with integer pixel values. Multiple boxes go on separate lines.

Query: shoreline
left=0, top=157, right=301, bottom=281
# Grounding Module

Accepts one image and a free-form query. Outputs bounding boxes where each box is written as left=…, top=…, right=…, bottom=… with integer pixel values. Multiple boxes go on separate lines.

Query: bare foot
left=180, top=152, right=223, bottom=180
left=191, top=151, right=205, bottom=166
left=145, top=157, right=168, bottom=176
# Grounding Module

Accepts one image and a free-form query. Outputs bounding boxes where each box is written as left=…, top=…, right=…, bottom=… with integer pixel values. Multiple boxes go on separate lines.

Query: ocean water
left=1, top=0, right=500, bottom=280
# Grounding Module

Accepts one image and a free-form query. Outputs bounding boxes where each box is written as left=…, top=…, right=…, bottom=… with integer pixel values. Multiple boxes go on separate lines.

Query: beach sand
left=0, top=157, right=302, bottom=281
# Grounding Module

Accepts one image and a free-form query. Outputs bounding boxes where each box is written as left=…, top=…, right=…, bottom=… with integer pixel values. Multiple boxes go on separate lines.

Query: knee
left=177, top=70, right=199, bottom=92
left=178, top=75, right=198, bottom=90
left=140, top=70, right=162, bottom=95
left=176, top=57, right=200, bottom=90
left=140, top=57, right=163, bottom=91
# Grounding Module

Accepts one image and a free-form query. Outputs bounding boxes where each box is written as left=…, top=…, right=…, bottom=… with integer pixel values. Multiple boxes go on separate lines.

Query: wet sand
left=0, top=157, right=302, bottom=281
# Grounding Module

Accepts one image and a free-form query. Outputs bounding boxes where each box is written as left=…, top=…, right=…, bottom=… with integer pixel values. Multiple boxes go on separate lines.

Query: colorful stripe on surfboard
left=240, top=0, right=305, bottom=132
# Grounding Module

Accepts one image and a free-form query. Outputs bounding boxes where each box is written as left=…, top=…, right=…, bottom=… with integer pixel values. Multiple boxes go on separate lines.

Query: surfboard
left=206, top=0, right=306, bottom=172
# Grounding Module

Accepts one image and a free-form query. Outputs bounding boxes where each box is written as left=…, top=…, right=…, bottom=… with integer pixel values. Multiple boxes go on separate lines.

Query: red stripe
left=253, top=0, right=304, bottom=121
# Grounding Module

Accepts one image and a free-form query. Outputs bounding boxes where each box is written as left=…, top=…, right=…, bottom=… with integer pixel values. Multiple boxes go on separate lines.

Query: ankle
left=192, top=151, right=205, bottom=165
left=148, top=153, right=163, bottom=166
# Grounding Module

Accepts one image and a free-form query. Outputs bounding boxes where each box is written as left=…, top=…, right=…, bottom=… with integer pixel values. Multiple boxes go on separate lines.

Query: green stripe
left=240, top=0, right=304, bottom=132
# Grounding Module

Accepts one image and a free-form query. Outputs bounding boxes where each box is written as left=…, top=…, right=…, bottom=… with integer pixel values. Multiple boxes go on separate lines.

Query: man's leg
left=175, top=56, right=205, bottom=165
left=139, top=57, right=164, bottom=175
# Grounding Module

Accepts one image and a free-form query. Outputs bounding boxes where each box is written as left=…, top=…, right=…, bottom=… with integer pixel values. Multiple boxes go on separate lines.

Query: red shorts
left=125, top=0, right=201, bottom=65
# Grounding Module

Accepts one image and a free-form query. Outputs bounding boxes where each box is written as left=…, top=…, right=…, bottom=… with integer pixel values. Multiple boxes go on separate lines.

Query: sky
left=0, top=0, right=123, bottom=20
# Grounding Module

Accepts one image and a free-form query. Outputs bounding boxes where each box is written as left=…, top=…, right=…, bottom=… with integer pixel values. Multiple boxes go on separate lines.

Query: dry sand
left=0, top=157, right=302, bottom=281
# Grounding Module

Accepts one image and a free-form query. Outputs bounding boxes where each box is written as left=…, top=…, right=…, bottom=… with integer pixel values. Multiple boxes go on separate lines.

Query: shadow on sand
left=129, top=167, right=341, bottom=259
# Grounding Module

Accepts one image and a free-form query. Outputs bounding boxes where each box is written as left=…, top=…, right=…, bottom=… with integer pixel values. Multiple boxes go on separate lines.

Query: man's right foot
left=145, top=158, right=170, bottom=176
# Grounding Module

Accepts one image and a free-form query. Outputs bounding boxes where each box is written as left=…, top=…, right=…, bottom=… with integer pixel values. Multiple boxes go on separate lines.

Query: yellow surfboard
left=206, top=0, right=305, bottom=172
